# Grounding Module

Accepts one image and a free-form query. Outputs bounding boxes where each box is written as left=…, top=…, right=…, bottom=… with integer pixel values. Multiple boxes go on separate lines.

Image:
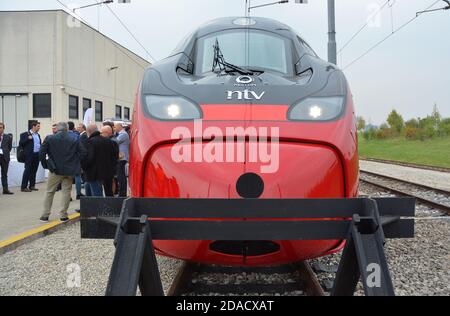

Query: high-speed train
left=129, top=17, right=359, bottom=266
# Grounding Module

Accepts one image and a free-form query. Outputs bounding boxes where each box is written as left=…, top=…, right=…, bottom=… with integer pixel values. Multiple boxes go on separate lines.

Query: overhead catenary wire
left=54, top=0, right=150, bottom=69
left=337, top=0, right=391, bottom=54
left=99, top=0, right=157, bottom=62
left=342, top=0, right=442, bottom=70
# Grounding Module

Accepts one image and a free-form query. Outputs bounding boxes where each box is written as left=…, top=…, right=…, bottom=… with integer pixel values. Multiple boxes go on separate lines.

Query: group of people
left=0, top=120, right=130, bottom=222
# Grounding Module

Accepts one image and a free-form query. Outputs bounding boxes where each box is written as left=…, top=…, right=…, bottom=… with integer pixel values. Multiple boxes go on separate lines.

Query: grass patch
left=358, top=136, right=450, bottom=168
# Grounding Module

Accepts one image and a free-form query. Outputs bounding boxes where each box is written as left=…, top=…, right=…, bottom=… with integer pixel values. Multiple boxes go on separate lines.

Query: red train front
left=128, top=17, right=359, bottom=266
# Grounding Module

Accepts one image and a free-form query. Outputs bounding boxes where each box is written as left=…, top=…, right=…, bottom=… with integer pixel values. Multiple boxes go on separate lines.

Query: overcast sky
left=1, top=0, right=449, bottom=124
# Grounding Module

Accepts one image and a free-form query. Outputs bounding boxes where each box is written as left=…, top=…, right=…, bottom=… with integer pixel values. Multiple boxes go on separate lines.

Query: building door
left=0, top=95, right=29, bottom=147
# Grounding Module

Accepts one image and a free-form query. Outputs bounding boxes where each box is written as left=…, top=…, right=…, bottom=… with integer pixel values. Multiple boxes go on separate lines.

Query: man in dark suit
left=0, top=122, right=14, bottom=195
left=77, top=123, right=89, bottom=200
left=82, top=124, right=118, bottom=197
left=19, top=121, right=42, bottom=192
left=77, top=123, right=88, bottom=147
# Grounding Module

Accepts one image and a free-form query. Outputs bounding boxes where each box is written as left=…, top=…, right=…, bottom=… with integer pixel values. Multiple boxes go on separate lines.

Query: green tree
left=357, top=116, right=366, bottom=131
left=419, top=116, right=434, bottom=129
left=418, top=116, right=437, bottom=139
left=387, top=110, right=404, bottom=134
left=405, top=118, right=419, bottom=129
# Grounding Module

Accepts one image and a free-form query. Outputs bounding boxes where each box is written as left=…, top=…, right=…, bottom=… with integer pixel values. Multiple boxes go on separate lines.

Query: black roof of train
left=194, top=16, right=297, bottom=38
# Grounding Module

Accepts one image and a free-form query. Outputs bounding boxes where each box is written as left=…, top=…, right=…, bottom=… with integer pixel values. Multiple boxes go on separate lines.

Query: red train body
left=128, top=17, right=359, bottom=266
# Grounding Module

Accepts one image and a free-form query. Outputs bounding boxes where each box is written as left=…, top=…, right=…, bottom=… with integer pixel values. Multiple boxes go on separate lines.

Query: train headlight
left=144, top=95, right=202, bottom=120
left=167, top=104, right=181, bottom=118
left=288, top=97, right=345, bottom=121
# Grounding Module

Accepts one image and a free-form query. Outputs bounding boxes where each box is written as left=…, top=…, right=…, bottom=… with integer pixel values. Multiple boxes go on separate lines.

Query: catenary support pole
left=328, top=0, right=337, bottom=65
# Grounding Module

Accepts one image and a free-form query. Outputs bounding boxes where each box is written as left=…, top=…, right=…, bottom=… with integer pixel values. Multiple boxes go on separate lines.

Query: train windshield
left=196, top=30, right=293, bottom=76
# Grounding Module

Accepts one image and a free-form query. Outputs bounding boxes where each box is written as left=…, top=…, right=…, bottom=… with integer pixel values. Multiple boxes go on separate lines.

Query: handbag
left=46, top=157, right=57, bottom=173
left=17, top=146, right=26, bottom=163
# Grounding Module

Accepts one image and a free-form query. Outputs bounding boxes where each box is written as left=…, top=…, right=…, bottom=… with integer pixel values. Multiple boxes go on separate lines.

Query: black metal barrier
left=80, top=197, right=415, bottom=296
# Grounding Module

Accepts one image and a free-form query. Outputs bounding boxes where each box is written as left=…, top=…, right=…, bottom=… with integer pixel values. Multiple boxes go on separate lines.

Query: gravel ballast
left=0, top=223, right=183, bottom=296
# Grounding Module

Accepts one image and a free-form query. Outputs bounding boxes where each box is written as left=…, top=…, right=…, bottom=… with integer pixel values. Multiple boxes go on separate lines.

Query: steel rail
left=360, top=170, right=450, bottom=197
left=361, top=158, right=450, bottom=173
left=360, top=172, right=450, bottom=215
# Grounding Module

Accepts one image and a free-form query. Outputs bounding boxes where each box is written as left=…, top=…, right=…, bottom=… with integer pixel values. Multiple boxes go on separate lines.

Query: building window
left=124, top=107, right=130, bottom=120
left=33, top=94, right=51, bottom=118
left=95, top=101, right=103, bottom=122
left=83, top=98, right=92, bottom=118
left=69, top=95, right=79, bottom=119
left=115, top=105, right=122, bottom=119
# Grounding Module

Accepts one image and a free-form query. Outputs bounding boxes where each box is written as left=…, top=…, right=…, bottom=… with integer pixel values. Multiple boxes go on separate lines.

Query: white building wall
left=0, top=10, right=149, bottom=137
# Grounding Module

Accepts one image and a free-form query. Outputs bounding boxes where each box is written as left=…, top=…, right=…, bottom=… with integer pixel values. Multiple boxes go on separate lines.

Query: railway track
left=360, top=170, right=450, bottom=215
left=361, top=158, right=450, bottom=173
left=168, top=261, right=325, bottom=296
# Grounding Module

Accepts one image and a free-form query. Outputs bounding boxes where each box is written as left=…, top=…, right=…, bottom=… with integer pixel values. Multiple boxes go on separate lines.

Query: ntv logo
left=227, top=90, right=266, bottom=101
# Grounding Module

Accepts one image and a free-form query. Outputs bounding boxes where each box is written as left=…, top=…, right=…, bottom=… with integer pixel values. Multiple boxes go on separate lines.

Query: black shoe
left=29, top=187, right=39, bottom=191
left=60, top=217, right=70, bottom=223
left=3, top=190, right=14, bottom=195
left=21, top=188, right=32, bottom=193
left=76, top=194, right=85, bottom=200
left=40, top=216, right=49, bottom=223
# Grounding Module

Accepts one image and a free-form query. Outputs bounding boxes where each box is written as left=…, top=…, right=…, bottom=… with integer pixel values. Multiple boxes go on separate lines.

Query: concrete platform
left=360, top=160, right=450, bottom=192
left=0, top=183, right=80, bottom=242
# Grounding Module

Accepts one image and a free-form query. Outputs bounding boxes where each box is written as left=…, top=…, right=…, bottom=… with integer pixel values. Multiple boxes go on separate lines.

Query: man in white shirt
left=19, top=122, right=42, bottom=192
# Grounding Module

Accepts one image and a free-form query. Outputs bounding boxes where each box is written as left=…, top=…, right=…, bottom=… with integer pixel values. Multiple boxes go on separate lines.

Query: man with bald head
left=114, top=122, right=130, bottom=197
left=101, top=125, right=113, bottom=138
left=82, top=124, right=118, bottom=197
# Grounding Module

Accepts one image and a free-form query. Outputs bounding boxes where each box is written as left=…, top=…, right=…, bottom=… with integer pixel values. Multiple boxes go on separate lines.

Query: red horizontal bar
left=201, top=104, right=289, bottom=121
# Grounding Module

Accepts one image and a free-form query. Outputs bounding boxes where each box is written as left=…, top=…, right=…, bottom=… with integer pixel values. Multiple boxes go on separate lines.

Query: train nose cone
left=236, top=173, right=265, bottom=198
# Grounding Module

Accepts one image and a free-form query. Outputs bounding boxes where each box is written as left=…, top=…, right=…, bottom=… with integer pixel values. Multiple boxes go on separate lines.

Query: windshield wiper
left=212, top=39, right=253, bottom=76
left=245, top=67, right=265, bottom=74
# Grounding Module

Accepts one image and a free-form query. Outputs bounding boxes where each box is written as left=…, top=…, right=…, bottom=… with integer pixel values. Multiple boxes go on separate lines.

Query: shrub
left=363, top=128, right=378, bottom=141
left=439, top=118, right=450, bottom=136
left=420, top=125, right=436, bottom=140
left=376, top=127, right=394, bottom=139
left=405, top=127, right=419, bottom=140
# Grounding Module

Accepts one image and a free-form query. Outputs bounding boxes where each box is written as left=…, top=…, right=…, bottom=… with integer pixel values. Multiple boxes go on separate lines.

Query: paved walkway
left=0, top=183, right=80, bottom=241
left=360, top=160, right=450, bottom=192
